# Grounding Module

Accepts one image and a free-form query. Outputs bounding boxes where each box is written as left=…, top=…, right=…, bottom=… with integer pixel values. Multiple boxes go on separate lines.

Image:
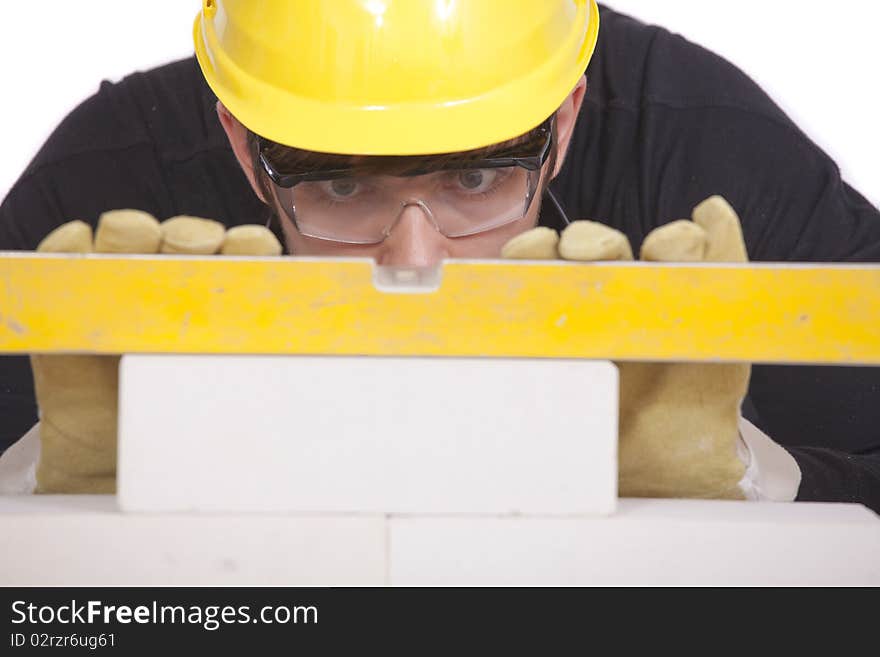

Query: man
left=1, top=2, right=878, bottom=509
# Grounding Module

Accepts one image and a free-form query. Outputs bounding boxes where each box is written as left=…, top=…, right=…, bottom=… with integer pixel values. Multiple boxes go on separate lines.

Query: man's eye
left=323, top=179, right=359, bottom=198
left=456, top=169, right=497, bottom=193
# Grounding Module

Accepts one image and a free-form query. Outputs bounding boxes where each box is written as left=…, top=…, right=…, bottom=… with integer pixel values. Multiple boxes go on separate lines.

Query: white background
left=0, top=1, right=877, bottom=206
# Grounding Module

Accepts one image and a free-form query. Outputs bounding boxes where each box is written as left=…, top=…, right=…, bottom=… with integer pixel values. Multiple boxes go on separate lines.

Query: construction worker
left=0, top=2, right=878, bottom=510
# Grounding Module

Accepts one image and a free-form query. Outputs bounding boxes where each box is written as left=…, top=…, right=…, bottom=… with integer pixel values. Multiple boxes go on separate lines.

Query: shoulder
left=591, top=5, right=790, bottom=126
left=23, top=57, right=224, bottom=178
left=555, top=7, right=859, bottom=258
left=1, top=58, right=247, bottom=249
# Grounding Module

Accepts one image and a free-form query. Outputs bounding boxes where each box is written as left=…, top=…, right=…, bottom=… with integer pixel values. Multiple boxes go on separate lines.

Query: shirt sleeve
left=0, top=175, right=65, bottom=450
left=646, top=105, right=880, bottom=512
left=788, top=446, right=880, bottom=512
left=0, top=81, right=166, bottom=453
left=558, top=15, right=880, bottom=511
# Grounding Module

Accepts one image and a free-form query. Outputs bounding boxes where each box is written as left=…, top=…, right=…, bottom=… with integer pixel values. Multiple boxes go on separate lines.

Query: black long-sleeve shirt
left=2, top=6, right=879, bottom=510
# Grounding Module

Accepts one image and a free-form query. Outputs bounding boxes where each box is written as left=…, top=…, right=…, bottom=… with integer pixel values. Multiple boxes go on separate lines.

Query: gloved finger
left=160, top=215, right=226, bottom=255
left=37, top=221, right=93, bottom=253
left=692, top=196, right=749, bottom=263
left=500, top=227, right=559, bottom=260
left=640, top=220, right=708, bottom=262
left=95, top=209, right=162, bottom=254
left=559, top=221, right=634, bottom=261
left=221, top=225, right=283, bottom=256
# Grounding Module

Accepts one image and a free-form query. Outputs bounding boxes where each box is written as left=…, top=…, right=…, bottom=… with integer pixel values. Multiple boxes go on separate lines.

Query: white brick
left=389, top=499, right=880, bottom=585
left=118, top=356, right=618, bottom=515
left=0, top=496, right=386, bottom=586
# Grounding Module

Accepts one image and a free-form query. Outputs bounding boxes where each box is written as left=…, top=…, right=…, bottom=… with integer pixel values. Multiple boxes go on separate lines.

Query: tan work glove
left=503, top=196, right=750, bottom=500
left=31, top=211, right=282, bottom=493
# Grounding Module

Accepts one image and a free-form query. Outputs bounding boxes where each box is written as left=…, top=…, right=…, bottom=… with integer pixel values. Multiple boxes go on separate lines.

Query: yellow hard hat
left=194, top=0, right=600, bottom=155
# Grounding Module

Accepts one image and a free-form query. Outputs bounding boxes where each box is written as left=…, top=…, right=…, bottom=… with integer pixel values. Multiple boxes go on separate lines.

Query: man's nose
left=376, top=202, right=451, bottom=267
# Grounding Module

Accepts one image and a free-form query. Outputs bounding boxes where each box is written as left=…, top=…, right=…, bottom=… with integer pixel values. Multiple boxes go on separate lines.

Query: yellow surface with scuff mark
left=0, top=254, right=878, bottom=364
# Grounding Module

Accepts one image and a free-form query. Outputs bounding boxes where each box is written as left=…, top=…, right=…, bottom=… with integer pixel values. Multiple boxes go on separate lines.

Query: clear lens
left=275, top=167, right=535, bottom=244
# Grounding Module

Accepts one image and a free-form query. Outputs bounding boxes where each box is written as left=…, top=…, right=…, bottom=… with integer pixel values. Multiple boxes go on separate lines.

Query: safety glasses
left=257, top=119, right=556, bottom=245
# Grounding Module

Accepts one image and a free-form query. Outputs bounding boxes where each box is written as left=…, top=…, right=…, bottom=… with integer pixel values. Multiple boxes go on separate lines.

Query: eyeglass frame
left=256, top=117, right=563, bottom=243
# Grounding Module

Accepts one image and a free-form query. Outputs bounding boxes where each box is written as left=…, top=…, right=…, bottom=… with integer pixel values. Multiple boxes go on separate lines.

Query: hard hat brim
left=195, top=0, right=600, bottom=156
